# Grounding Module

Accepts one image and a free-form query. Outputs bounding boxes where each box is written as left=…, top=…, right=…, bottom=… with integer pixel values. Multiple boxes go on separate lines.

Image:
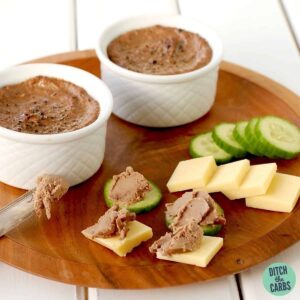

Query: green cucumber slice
left=212, top=123, right=247, bottom=158
left=255, top=116, right=300, bottom=159
left=244, top=118, right=265, bottom=157
left=234, top=121, right=261, bottom=156
left=165, top=202, right=224, bottom=236
left=233, top=121, right=249, bottom=148
left=189, top=132, right=233, bottom=164
left=104, top=179, right=162, bottom=214
left=201, top=223, right=223, bottom=236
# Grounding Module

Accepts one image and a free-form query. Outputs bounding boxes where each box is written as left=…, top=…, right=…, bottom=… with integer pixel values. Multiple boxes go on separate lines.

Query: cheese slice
left=205, top=159, right=250, bottom=193
left=223, top=163, right=277, bottom=199
left=167, top=156, right=217, bottom=193
left=156, top=236, right=223, bottom=267
left=82, top=221, right=153, bottom=257
left=246, top=173, right=300, bottom=213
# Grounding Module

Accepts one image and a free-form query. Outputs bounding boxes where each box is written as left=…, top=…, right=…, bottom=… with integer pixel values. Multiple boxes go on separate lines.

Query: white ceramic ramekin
left=96, top=14, right=223, bottom=127
left=0, top=63, right=113, bottom=189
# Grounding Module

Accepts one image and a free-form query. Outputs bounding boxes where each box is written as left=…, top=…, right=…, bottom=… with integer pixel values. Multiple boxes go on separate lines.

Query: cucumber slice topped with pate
left=104, top=179, right=162, bottom=214
left=189, top=132, right=232, bottom=164
left=212, top=123, right=247, bottom=158
left=256, top=116, right=300, bottom=159
left=165, top=200, right=225, bottom=236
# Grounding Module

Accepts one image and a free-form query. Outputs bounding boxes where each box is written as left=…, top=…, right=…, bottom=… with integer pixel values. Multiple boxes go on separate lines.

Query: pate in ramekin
left=0, top=63, right=113, bottom=189
left=96, top=14, right=223, bottom=127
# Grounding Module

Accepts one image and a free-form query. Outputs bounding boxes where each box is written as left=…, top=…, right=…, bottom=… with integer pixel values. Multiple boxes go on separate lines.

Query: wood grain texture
left=0, top=50, right=299, bottom=289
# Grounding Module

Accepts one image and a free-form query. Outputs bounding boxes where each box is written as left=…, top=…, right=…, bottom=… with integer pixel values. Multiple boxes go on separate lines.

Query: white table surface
left=0, top=1, right=299, bottom=299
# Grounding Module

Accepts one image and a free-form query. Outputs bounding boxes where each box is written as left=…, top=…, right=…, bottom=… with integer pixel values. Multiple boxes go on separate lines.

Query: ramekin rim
left=0, top=63, right=113, bottom=144
left=96, top=14, right=223, bottom=84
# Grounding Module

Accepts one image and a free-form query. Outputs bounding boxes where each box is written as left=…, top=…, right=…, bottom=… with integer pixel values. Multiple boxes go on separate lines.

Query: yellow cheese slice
left=156, top=236, right=223, bottom=267
left=223, top=163, right=277, bottom=200
left=246, top=173, right=300, bottom=213
left=82, top=221, right=153, bottom=257
left=205, top=159, right=250, bottom=193
left=167, top=156, right=217, bottom=193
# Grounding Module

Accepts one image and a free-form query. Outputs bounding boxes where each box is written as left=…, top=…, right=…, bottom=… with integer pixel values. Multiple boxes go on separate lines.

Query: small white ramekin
left=96, top=14, right=223, bottom=127
left=0, top=63, right=113, bottom=189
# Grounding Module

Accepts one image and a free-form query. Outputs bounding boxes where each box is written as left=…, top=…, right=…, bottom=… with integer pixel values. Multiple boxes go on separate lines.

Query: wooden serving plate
left=0, top=50, right=299, bottom=289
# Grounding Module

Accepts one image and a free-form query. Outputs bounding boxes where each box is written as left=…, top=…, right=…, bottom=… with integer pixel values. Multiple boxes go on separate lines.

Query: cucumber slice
left=212, top=123, right=247, bottom=158
left=244, top=118, right=265, bottom=157
left=234, top=121, right=261, bottom=156
left=233, top=121, right=249, bottom=149
left=189, top=132, right=233, bottom=164
left=201, top=223, right=223, bottom=236
left=256, top=116, right=300, bottom=159
left=103, top=179, right=162, bottom=214
left=165, top=202, right=224, bottom=236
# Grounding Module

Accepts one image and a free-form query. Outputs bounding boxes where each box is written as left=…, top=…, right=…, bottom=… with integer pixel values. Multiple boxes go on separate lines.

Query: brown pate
left=83, top=205, right=136, bottom=240
left=33, top=174, right=69, bottom=219
left=0, top=76, right=99, bottom=134
left=149, top=221, right=203, bottom=256
left=166, top=190, right=226, bottom=230
left=150, top=191, right=225, bottom=255
left=109, top=166, right=151, bottom=205
left=107, top=25, right=213, bottom=75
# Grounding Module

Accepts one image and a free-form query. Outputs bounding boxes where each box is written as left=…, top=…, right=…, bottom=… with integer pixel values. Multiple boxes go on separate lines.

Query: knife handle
left=0, top=189, right=35, bottom=237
